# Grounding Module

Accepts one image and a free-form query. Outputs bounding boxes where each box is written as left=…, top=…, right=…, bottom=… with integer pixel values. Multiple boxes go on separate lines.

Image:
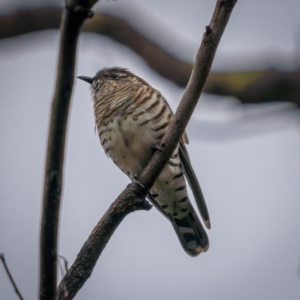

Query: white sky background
left=1, top=0, right=300, bottom=299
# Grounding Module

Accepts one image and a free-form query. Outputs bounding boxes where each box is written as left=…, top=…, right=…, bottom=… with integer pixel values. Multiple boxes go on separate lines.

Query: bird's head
left=77, top=67, right=149, bottom=101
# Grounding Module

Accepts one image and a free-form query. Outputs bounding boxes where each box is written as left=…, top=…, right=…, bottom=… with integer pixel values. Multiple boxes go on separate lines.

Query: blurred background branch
left=0, top=6, right=299, bottom=108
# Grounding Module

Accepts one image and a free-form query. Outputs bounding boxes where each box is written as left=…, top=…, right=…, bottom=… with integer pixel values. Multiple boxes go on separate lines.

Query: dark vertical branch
left=39, top=1, right=97, bottom=300
left=0, top=253, right=24, bottom=300
left=57, top=0, right=237, bottom=299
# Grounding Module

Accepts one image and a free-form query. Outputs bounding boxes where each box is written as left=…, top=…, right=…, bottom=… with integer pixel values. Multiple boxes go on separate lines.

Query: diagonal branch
left=39, top=1, right=97, bottom=300
left=57, top=1, right=237, bottom=299
left=56, top=190, right=152, bottom=300
left=139, top=1, right=237, bottom=189
left=0, top=253, right=24, bottom=300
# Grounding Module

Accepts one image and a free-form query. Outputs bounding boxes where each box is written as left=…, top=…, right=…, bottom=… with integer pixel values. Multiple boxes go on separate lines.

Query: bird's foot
left=132, top=175, right=145, bottom=189
left=151, top=144, right=165, bottom=153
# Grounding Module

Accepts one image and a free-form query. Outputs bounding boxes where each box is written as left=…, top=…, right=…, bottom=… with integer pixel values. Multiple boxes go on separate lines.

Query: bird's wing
left=179, top=141, right=211, bottom=229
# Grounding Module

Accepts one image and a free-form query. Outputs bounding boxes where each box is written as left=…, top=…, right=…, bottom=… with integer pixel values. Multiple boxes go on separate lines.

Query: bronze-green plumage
left=78, top=67, right=210, bottom=256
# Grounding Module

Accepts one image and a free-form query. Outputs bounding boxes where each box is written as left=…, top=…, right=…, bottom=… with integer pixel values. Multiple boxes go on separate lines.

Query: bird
left=78, top=67, right=210, bottom=256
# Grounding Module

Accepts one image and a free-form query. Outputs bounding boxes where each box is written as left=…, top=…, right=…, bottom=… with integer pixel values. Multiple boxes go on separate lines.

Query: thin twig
left=57, top=257, right=65, bottom=280
left=39, top=1, right=97, bottom=300
left=58, top=255, right=69, bottom=275
left=0, top=253, right=25, bottom=300
left=57, top=1, right=237, bottom=299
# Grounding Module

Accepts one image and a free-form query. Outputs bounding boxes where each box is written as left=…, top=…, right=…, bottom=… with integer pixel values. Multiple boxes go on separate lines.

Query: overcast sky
left=1, top=1, right=300, bottom=300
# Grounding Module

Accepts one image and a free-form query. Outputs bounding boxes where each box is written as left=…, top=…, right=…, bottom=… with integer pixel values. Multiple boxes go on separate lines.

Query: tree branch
left=0, top=6, right=191, bottom=86
left=56, top=1, right=237, bottom=299
left=57, top=189, right=152, bottom=300
left=39, top=1, right=97, bottom=300
left=1, top=7, right=299, bottom=108
left=0, top=253, right=24, bottom=300
left=205, top=70, right=300, bottom=108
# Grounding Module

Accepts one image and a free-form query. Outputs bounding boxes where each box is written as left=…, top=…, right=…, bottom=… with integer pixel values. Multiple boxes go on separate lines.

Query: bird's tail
left=171, top=205, right=209, bottom=256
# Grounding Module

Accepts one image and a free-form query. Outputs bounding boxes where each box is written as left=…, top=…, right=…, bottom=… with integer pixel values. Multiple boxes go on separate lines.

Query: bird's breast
left=97, top=111, right=156, bottom=177
left=94, top=88, right=172, bottom=177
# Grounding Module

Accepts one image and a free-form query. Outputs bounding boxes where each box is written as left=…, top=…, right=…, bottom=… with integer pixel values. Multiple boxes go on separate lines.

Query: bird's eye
left=110, top=73, right=119, bottom=79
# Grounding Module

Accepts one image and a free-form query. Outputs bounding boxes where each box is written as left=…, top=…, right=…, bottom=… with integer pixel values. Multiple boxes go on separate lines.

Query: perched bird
left=78, top=67, right=210, bottom=256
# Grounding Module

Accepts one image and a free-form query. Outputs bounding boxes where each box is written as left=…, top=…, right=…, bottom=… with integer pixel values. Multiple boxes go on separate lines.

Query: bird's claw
left=151, top=144, right=165, bottom=153
left=133, top=175, right=145, bottom=189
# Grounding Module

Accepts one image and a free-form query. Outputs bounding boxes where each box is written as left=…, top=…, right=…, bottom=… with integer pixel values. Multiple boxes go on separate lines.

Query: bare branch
left=139, top=0, right=237, bottom=190
left=58, top=255, right=69, bottom=275
left=205, top=70, right=300, bottom=108
left=0, top=7, right=62, bottom=38
left=58, top=258, right=65, bottom=280
left=0, top=6, right=191, bottom=87
left=1, top=7, right=299, bottom=108
left=0, top=253, right=24, bottom=300
left=39, top=1, right=97, bottom=300
left=57, top=190, right=152, bottom=300
left=83, top=13, right=192, bottom=86
left=56, top=0, right=237, bottom=299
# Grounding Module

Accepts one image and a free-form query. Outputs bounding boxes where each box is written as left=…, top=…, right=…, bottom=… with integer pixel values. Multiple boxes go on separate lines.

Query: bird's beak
left=77, top=76, right=94, bottom=84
